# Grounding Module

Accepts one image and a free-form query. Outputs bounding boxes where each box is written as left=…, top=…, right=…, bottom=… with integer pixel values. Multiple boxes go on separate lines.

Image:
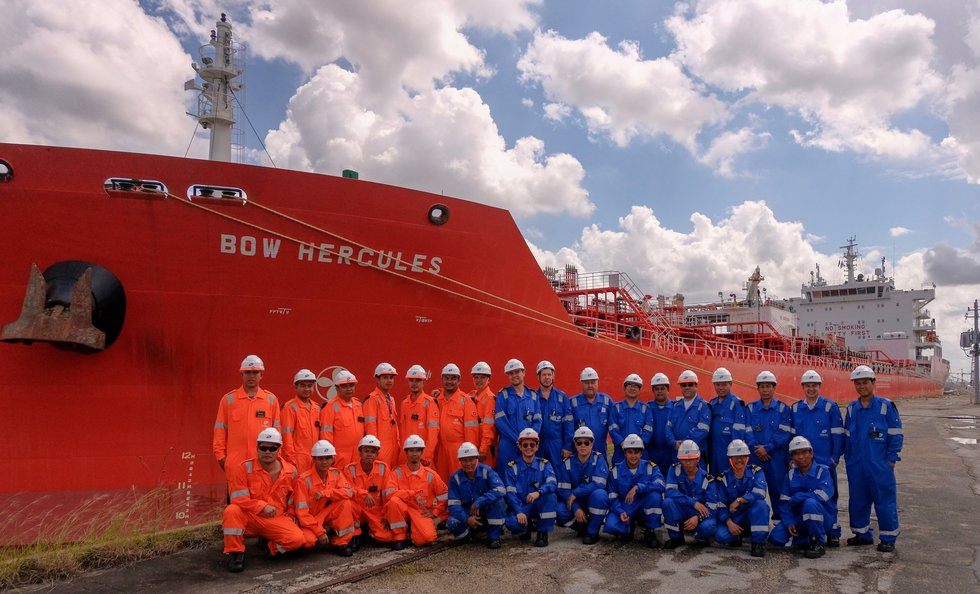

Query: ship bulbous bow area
left=1, top=261, right=126, bottom=352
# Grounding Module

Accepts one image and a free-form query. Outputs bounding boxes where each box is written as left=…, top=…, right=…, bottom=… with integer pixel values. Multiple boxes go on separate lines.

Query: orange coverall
left=294, top=467, right=357, bottom=546
left=398, top=393, right=440, bottom=466
left=434, top=390, right=479, bottom=481
left=471, top=386, right=497, bottom=467
left=213, top=387, right=282, bottom=470
left=384, top=465, right=449, bottom=545
left=280, top=397, right=320, bottom=474
left=222, top=458, right=306, bottom=555
left=345, top=460, right=397, bottom=542
left=362, top=388, right=401, bottom=467
left=320, top=397, right=365, bottom=470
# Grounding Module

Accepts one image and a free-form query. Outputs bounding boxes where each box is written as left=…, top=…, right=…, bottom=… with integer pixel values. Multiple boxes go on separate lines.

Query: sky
left=1, top=0, right=978, bottom=376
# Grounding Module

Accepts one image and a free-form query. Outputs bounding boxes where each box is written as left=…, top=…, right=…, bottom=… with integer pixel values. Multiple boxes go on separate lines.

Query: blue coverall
left=609, top=399, right=653, bottom=464
left=746, top=399, right=793, bottom=519
left=569, top=392, right=613, bottom=456
left=603, top=460, right=665, bottom=535
left=714, top=465, right=771, bottom=544
left=769, top=462, right=836, bottom=546
left=494, top=386, right=542, bottom=475
left=791, top=396, right=844, bottom=537
left=446, top=463, right=507, bottom=541
left=536, top=386, right=574, bottom=467
left=708, top=392, right=749, bottom=474
left=646, top=399, right=674, bottom=475
left=662, top=463, right=719, bottom=542
left=843, top=395, right=903, bottom=544
left=556, top=451, right=610, bottom=536
left=503, top=456, right=558, bottom=534
left=665, top=396, right=711, bottom=463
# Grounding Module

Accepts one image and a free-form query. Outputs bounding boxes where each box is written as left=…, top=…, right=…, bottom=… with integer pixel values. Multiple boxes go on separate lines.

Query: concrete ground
left=18, top=392, right=979, bottom=593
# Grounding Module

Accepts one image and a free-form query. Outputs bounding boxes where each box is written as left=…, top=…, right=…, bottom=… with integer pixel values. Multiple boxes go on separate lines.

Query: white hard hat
left=727, top=439, right=750, bottom=457
left=257, top=428, right=282, bottom=445
left=621, top=434, right=644, bottom=450
left=755, top=370, right=777, bottom=385
left=441, top=363, right=461, bottom=377
left=623, top=373, right=643, bottom=387
left=801, top=369, right=823, bottom=384
left=311, top=440, right=337, bottom=457
left=358, top=434, right=382, bottom=449
left=374, top=362, right=397, bottom=377
left=335, top=369, right=358, bottom=385
left=471, top=361, right=492, bottom=376
left=788, top=435, right=813, bottom=452
left=403, top=434, right=426, bottom=450
left=712, top=367, right=733, bottom=383
left=850, top=365, right=876, bottom=381
left=457, top=442, right=480, bottom=459
left=406, top=364, right=427, bottom=380
left=240, top=354, right=265, bottom=372
left=536, top=360, right=555, bottom=374
left=580, top=367, right=599, bottom=381
left=677, top=370, right=698, bottom=384
left=517, top=428, right=540, bottom=442
left=504, top=358, right=525, bottom=373
left=677, top=439, right=701, bottom=459
left=573, top=426, right=595, bottom=441
left=294, top=368, right=316, bottom=384
left=650, top=373, right=670, bottom=387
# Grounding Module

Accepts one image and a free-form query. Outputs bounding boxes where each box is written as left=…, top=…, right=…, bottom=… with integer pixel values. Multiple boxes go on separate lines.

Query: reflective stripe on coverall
left=791, top=396, right=844, bottom=536
left=214, top=388, right=281, bottom=469
left=746, top=399, right=792, bottom=519
left=319, top=397, right=365, bottom=471
left=384, top=465, right=449, bottom=545
left=610, top=400, right=653, bottom=465
left=447, top=463, right=507, bottom=540
left=222, top=458, right=306, bottom=555
left=280, top=397, right=320, bottom=474
left=494, top=386, right=542, bottom=475
left=556, top=451, right=610, bottom=535
left=569, top=393, right=613, bottom=456
left=603, top=460, right=665, bottom=535
left=362, top=388, right=401, bottom=468
left=708, top=393, right=749, bottom=474
left=398, top=393, right=439, bottom=466
left=768, top=463, right=835, bottom=546
left=665, top=396, right=711, bottom=463
left=503, top=457, right=558, bottom=533
left=536, top=386, right=573, bottom=468
left=647, top=400, right=674, bottom=475
left=714, top=465, right=771, bottom=544
left=435, top=391, right=479, bottom=481
left=294, top=467, right=357, bottom=546
left=344, top=460, right=397, bottom=542
left=662, top=464, right=719, bottom=541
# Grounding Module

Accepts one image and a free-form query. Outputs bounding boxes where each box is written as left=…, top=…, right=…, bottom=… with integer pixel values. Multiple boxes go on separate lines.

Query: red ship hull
left=0, top=144, right=941, bottom=544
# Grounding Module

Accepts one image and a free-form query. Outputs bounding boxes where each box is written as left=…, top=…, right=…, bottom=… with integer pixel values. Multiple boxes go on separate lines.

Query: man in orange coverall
left=222, top=428, right=306, bottom=573
left=280, top=369, right=321, bottom=474
left=294, top=440, right=358, bottom=557
left=320, top=369, right=364, bottom=469
left=345, top=435, right=397, bottom=550
left=214, top=355, right=281, bottom=472
left=385, top=434, right=449, bottom=549
left=432, top=363, right=479, bottom=481
left=398, top=364, right=439, bottom=467
left=363, top=362, right=401, bottom=468
left=470, top=361, right=497, bottom=467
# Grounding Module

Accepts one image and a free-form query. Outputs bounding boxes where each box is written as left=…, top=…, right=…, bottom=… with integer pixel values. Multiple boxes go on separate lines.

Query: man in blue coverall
left=610, top=374, right=653, bottom=464
left=768, top=436, right=836, bottom=559
left=713, top=439, right=770, bottom=557
left=446, top=442, right=507, bottom=549
left=791, top=369, right=844, bottom=547
left=707, top=367, right=749, bottom=475
left=662, top=439, right=719, bottom=549
left=503, top=428, right=557, bottom=547
left=746, top=370, right=793, bottom=521
left=665, top=370, right=711, bottom=465
left=569, top=367, right=612, bottom=457
left=843, top=365, right=903, bottom=553
left=494, top=359, right=542, bottom=475
left=556, top=426, right=610, bottom=544
left=647, top=373, right=674, bottom=475
left=534, top=360, right=574, bottom=467
left=603, top=434, right=665, bottom=548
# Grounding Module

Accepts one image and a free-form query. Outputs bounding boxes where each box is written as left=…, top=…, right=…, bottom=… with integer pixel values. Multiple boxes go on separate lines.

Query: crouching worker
left=223, top=428, right=307, bottom=573
left=345, top=435, right=397, bottom=550
left=294, top=440, right=357, bottom=556
left=557, top=427, right=610, bottom=545
left=662, top=439, right=719, bottom=549
left=447, top=442, right=507, bottom=548
left=768, top=436, right=836, bottom=559
left=385, top=435, right=449, bottom=549
left=714, top=439, right=770, bottom=557
left=603, top=434, right=665, bottom=548
left=504, top=428, right=558, bottom=547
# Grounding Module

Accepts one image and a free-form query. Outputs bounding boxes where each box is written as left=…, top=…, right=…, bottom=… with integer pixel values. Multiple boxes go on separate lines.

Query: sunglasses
left=313, top=456, right=333, bottom=461
left=574, top=440, right=593, bottom=446
left=258, top=445, right=280, bottom=452
left=519, top=441, right=538, bottom=447
left=679, top=383, right=696, bottom=387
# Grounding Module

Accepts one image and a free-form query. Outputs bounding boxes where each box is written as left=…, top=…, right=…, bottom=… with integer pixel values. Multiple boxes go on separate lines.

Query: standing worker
left=746, top=370, right=792, bottom=522
left=768, top=436, right=836, bottom=559
left=213, top=355, right=281, bottom=472
left=534, top=360, right=573, bottom=466
left=294, top=440, right=358, bottom=557
left=280, top=368, right=321, bottom=474
left=319, top=370, right=365, bottom=470
left=556, top=427, right=610, bottom=545
left=662, top=440, right=718, bottom=549
left=386, top=435, right=449, bottom=549
left=609, top=374, right=653, bottom=464
left=433, top=363, right=479, bottom=481
left=363, top=363, right=401, bottom=468
left=713, top=439, right=770, bottom=557
left=665, top=370, right=711, bottom=463
left=469, top=362, right=497, bottom=467
left=843, top=365, right=903, bottom=552
left=503, top=428, right=558, bottom=547
left=707, top=367, right=749, bottom=474
left=569, top=367, right=612, bottom=458
left=398, top=365, right=439, bottom=467
left=647, top=373, right=675, bottom=475
left=603, top=434, right=665, bottom=548
left=791, top=369, right=844, bottom=547
left=344, top=435, right=397, bottom=549
left=494, top=359, right=542, bottom=475
left=446, top=442, right=507, bottom=548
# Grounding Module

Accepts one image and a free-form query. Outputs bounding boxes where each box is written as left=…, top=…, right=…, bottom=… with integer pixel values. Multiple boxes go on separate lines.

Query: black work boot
left=877, top=541, right=895, bottom=553
left=582, top=533, right=599, bottom=545
left=534, top=531, right=550, bottom=547
left=663, top=537, right=684, bottom=549
left=726, top=537, right=743, bottom=548
left=621, top=526, right=635, bottom=542
left=334, top=544, right=353, bottom=557
left=846, top=534, right=873, bottom=546
left=227, top=552, right=245, bottom=573
left=518, top=529, right=532, bottom=541
left=750, top=542, right=765, bottom=557
left=826, top=535, right=840, bottom=548
left=391, top=539, right=408, bottom=551
left=349, top=535, right=361, bottom=552
left=487, top=538, right=502, bottom=549
left=643, top=529, right=660, bottom=549
left=804, top=541, right=826, bottom=559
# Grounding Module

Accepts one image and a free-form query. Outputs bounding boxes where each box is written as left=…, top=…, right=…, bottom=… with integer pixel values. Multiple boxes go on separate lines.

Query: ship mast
left=839, top=236, right=859, bottom=284
left=184, top=14, right=243, bottom=162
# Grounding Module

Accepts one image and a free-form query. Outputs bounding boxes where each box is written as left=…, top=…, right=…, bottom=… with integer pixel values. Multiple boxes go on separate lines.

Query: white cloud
left=521, top=97, right=535, bottom=108
left=940, top=13, right=980, bottom=183
left=697, top=127, right=771, bottom=177
left=0, top=0, right=196, bottom=155
left=517, top=30, right=728, bottom=150
left=890, top=226, right=913, bottom=237
left=265, top=65, right=593, bottom=217
left=543, top=102, right=571, bottom=121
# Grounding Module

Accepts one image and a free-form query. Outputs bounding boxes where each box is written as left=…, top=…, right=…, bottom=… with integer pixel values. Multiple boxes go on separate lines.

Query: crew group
left=213, top=356, right=903, bottom=573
